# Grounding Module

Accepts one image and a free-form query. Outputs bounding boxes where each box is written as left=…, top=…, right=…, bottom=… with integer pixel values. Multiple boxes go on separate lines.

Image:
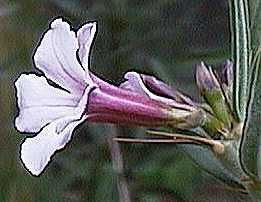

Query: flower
left=15, top=18, right=203, bottom=176
left=15, top=18, right=97, bottom=176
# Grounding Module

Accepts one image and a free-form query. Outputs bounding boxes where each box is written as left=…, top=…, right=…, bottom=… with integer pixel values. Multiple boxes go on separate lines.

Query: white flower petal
left=77, top=22, right=97, bottom=69
left=16, top=18, right=99, bottom=176
left=20, top=85, right=93, bottom=176
left=34, top=18, right=87, bottom=95
left=20, top=115, right=87, bottom=176
left=15, top=74, right=79, bottom=133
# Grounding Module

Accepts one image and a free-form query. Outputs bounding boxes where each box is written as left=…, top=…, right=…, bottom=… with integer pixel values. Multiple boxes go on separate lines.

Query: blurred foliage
left=0, top=0, right=248, bottom=201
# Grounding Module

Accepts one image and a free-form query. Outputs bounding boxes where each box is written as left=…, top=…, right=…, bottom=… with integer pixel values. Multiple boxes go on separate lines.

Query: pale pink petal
left=34, top=18, right=88, bottom=95
left=120, top=72, right=148, bottom=96
left=77, top=22, right=96, bottom=69
left=120, top=72, right=192, bottom=110
left=139, top=74, right=195, bottom=106
left=20, top=115, right=87, bottom=176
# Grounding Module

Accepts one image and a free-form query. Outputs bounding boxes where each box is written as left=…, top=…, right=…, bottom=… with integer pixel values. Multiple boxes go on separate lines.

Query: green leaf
left=240, top=55, right=261, bottom=179
left=240, top=0, right=261, bottom=179
left=249, top=0, right=261, bottom=52
left=230, top=0, right=251, bottom=122
left=179, top=144, right=245, bottom=190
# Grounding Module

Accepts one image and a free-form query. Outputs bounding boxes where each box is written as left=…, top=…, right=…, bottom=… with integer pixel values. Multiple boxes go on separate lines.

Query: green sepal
left=203, top=90, right=232, bottom=128
left=202, top=112, right=227, bottom=139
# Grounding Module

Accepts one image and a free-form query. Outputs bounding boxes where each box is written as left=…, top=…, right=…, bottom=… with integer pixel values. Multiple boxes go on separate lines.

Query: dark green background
left=0, top=0, right=246, bottom=201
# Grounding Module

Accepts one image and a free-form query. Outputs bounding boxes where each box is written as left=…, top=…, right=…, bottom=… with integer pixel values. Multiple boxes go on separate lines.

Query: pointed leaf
left=179, top=144, right=244, bottom=189
left=240, top=55, right=261, bottom=179
left=230, top=0, right=251, bottom=121
left=249, top=0, right=261, bottom=52
left=240, top=0, right=261, bottom=179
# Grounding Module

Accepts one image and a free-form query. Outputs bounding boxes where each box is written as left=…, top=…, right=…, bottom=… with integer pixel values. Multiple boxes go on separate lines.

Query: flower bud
left=140, top=74, right=195, bottom=106
left=196, top=62, right=220, bottom=92
left=221, top=60, right=233, bottom=87
left=220, top=60, right=233, bottom=102
left=196, top=62, right=232, bottom=127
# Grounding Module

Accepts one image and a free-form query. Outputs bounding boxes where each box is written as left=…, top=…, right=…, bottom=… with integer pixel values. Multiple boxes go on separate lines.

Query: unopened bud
left=220, top=60, right=233, bottom=104
left=196, top=62, right=232, bottom=127
left=196, top=62, right=220, bottom=92
left=221, top=60, right=233, bottom=87
left=141, top=74, right=195, bottom=106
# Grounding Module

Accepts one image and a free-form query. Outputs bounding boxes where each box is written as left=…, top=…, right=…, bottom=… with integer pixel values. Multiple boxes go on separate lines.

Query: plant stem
left=107, top=125, right=131, bottom=202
